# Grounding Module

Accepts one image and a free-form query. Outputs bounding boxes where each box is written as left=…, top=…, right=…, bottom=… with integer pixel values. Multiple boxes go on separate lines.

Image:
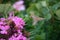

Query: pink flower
left=10, top=16, right=25, bottom=29
left=0, top=22, right=4, bottom=25
left=0, top=38, right=5, bottom=40
left=17, top=30, right=22, bottom=33
left=8, top=11, right=25, bottom=29
left=8, top=31, right=27, bottom=40
left=0, top=30, right=7, bottom=34
left=22, top=36, right=27, bottom=40
left=17, top=34, right=27, bottom=40
left=14, top=1, right=24, bottom=5
left=9, top=33, right=26, bottom=40
left=0, top=25, right=10, bottom=31
left=9, top=11, right=14, bottom=18
left=0, top=18, right=6, bottom=21
left=13, top=0, right=25, bottom=11
left=9, top=35, right=17, bottom=40
left=0, top=13, right=28, bottom=40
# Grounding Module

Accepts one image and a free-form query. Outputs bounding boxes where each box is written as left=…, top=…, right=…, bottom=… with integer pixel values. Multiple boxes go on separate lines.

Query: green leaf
left=0, top=4, right=14, bottom=17
left=55, top=9, right=60, bottom=20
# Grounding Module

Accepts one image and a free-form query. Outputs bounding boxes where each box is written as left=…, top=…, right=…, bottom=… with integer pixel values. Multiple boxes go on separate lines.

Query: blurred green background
left=0, top=0, right=60, bottom=40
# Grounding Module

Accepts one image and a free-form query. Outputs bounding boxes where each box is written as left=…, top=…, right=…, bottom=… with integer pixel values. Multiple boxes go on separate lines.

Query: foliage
left=0, top=0, right=60, bottom=40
